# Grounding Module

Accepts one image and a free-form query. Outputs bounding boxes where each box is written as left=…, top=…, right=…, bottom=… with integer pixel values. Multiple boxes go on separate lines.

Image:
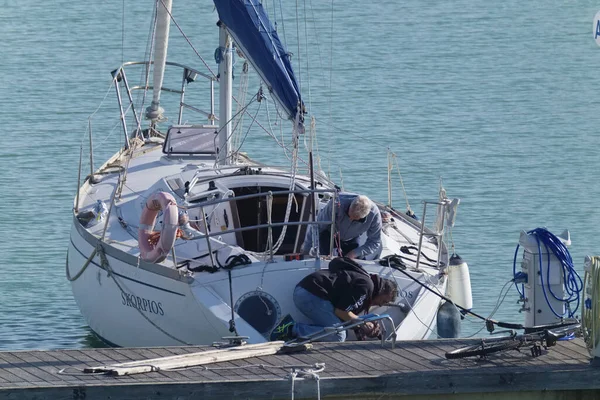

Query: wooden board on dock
left=0, top=338, right=599, bottom=399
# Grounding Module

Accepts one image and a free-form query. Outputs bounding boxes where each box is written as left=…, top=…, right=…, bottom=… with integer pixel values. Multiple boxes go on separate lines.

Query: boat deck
left=0, top=338, right=598, bottom=399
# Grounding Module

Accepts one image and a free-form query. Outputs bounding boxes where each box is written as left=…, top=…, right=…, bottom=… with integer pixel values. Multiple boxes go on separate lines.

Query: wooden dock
left=0, top=337, right=599, bottom=399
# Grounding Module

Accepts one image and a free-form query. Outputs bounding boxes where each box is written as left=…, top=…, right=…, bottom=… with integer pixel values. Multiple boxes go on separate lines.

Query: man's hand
left=355, top=321, right=381, bottom=340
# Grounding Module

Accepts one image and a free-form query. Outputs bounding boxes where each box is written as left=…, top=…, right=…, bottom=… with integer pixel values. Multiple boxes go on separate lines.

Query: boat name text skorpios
left=121, top=292, right=165, bottom=316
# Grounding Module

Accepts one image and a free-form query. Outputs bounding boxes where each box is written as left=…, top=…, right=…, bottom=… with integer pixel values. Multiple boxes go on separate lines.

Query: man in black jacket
left=270, top=257, right=398, bottom=342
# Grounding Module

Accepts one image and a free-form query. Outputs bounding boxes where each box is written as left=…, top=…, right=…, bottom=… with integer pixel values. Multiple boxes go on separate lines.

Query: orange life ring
left=138, top=192, right=178, bottom=263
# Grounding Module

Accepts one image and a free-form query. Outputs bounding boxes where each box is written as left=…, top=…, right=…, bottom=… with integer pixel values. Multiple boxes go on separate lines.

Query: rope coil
left=288, top=363, right=324, bottom=400
left=512, top=228, right=582, bottom=319
left=582, top=256, right=600, bottom=353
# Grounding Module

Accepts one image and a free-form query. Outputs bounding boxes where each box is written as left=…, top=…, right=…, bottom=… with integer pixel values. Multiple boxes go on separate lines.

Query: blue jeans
left=292, top=286, right=346, bottom=342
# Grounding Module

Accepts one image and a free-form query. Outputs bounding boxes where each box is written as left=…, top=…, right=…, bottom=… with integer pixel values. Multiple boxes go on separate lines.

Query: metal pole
left=329, top=191, right=336, bottom=257
left=387, top=150, right=392, bottom=207
left=119, top=68, right=142, bottom=133
left=111, top=68, right=131, bottom=149
left=75, top=142, right=83, bottom=213
left=88, top=119, right=94, bottom=176
left=308, top=151, right=318, bottom=257
left=178, top=69, right=187, bottom=124
left=171, top=247, right=177, bottom=269
left=217, top=24, right=232, bottom=165
left=437, top=202, right=446, bottom=268
left=267, top=191, right=273, bottom=262
left=415, top=202, right=428, bottom=271
left=210, top=80, right=215, bottom=124
left=101, top=184, right=119, bottom=242
left=292, top=195, right=306, bottom=254
left=201, top=207, right=216, bottom=268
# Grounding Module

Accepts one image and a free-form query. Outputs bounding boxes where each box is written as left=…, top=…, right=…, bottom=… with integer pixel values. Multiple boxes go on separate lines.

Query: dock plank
left=0, top=338, right=598, bottom=399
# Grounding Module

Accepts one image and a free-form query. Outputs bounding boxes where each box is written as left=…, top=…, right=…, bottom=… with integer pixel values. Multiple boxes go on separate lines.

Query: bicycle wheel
left=547, top=323, right=580, bottom=337
left=445, top=339, right=522, bottom=359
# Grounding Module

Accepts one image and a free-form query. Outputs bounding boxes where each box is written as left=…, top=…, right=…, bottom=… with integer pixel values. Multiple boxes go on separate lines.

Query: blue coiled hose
left=512, top=228, right=582, bottom=318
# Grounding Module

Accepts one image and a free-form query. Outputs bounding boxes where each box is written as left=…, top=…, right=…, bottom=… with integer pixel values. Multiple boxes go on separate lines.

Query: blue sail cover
left=213, top=0, right=302, bottom=121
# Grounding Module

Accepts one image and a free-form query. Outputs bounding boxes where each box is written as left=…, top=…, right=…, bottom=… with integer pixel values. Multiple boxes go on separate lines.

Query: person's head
left=371, top=278, right=399, bottom=307
left=348, top=195, right=371, bottom=221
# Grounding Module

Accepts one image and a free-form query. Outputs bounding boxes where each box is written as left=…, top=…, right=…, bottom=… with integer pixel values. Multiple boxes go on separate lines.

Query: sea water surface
left=1, top=0, right=600, bottom=349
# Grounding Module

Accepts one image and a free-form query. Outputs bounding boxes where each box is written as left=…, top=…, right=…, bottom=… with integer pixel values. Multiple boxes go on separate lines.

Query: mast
left=216, top=23, right=233, bottom=165
left=145, top=0, right=173, bottom=123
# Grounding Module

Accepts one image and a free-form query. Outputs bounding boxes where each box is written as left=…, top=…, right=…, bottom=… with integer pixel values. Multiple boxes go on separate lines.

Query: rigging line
left=302, top=0, right=311, bottom=113
left=488, top=280, right=515, bottom=319
left=84, top=77, right=120, bottom=137
left=213, top=95, right=259, bottom=166
left=121, top=0, right=125, bottom=65
left=462, top=280, right=514, bottom=338
left=295, top=0, right=302, bottom=96
left=131, top=2, right=154, bottom=114
left=384, top=257, right=526, bottom=331
left=233, top=102, right=262, bottom=156
left=231, top=95, right=310, bottom=166
left=392, top=152, right=411, bottom=211
left=265, top=97, right=291, bottom=161
left=158, top=0, right=217, bottom=79
left=132, top=1, right=157, bottom=136
left=277, top=0, right=288, bottom=49
left=402, top=285, right=436, bottom=335
left=260, top=95, right=310, bottom=166
left=231, top=62, right=249, bottom=156
left=327, top=0, right=334, bottom=174
left=314, top=115, right=423, bottom=171
left=306, top=0, right=330, bottom=84
left=99, top=119, right=127, bottom=146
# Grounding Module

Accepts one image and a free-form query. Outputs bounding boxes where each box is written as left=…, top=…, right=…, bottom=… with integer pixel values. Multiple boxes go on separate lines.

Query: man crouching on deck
left=301, top=193, right=382, bottom=259
left=270, top=257, right=398, bottom=342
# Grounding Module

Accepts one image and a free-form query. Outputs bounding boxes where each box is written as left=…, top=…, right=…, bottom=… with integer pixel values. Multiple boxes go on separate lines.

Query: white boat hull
left=68, top=216, right=446, bottom=347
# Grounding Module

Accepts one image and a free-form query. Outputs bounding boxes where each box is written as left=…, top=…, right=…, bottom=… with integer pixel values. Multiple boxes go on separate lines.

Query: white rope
left=288, top=363, right=324, bottom=400
left=266, top=113, right=301, bottom=255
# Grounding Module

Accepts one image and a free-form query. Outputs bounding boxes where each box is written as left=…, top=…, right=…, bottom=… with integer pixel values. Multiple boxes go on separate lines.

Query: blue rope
left=513, top=228, right=582, bottom=318
left=513, top=243, right=524, bottom=298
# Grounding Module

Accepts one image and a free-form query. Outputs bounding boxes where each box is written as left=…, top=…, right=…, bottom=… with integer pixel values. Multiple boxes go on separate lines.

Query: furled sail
left=213, top=0, right=303, bottom=123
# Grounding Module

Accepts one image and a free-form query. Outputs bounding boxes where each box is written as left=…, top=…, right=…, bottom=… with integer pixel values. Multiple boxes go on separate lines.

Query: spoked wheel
left=445, top=339, right=521, bottom=359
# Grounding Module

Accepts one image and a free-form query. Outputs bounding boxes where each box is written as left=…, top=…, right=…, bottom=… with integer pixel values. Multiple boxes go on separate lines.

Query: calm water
left=1, top=0, right=600, bottom=350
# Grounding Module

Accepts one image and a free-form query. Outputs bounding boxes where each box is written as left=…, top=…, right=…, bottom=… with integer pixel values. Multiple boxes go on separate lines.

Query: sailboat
left=66, top=0, right=472, bottom=347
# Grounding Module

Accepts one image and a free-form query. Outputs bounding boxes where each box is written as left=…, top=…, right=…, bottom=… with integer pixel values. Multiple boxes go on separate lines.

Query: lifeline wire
left=382, top=256, right=524, bottom=330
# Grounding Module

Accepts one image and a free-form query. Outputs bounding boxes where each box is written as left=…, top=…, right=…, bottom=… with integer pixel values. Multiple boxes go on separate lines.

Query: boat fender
left=138, top=192, right=178, bottom=263
left=446, top=254, right=473, bottom=312
left=436, top=301, right=461, bottom=338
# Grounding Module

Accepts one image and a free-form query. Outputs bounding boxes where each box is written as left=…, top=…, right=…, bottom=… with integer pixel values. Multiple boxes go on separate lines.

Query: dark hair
left=381, top=278, right=398, bottom=302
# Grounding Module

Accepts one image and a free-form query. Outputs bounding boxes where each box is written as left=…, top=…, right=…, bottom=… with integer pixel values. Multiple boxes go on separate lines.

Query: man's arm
left=335, top=308, right=380, bottom=337
left=334, top=308, right=359, bottom=321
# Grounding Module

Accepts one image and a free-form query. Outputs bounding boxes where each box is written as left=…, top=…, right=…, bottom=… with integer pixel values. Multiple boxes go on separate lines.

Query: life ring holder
left=138, top=192, right=178, bottom=263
